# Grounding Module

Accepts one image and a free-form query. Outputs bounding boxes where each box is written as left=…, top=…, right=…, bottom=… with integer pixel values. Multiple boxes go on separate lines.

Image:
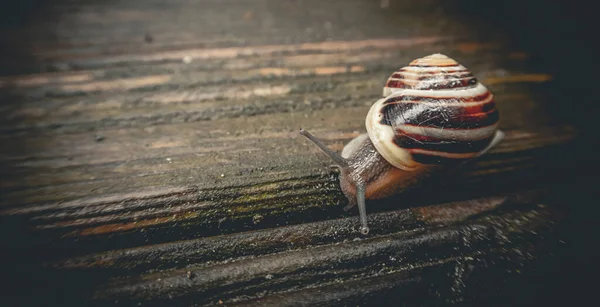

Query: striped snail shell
left=300, top=54, right=504, bottom=235
left=366, top=53, right=500, bottom=171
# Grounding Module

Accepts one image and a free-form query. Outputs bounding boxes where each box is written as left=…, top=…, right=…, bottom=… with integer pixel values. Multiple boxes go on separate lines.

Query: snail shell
left=366, top=53, right=499, bottom=171
left=300, top=54, right=503, bottom=235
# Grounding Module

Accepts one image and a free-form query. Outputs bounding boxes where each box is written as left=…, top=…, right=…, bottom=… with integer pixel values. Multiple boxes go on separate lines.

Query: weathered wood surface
left=0, top=0, right=595, bottom=306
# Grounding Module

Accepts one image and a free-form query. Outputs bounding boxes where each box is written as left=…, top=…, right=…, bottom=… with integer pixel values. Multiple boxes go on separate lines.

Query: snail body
left=300, top=54, right=503, bottom=234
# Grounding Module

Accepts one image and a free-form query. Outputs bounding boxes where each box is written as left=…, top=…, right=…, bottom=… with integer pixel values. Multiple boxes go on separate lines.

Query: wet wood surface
left=0, top=0, right=595, bottom=306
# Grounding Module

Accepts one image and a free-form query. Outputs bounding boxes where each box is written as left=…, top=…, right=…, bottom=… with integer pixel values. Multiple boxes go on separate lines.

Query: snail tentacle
left=300, top=129, right=348, bottom=168
left=356, top=184, right=369, bottom=235
left=343, top=202, right=356, bottom=211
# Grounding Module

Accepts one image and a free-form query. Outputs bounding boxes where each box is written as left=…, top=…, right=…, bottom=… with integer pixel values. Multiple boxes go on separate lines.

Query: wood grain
left=0, top=0, right=584, bottom=306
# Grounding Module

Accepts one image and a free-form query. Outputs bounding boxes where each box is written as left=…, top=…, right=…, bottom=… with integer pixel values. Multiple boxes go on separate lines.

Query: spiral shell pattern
left=366, top=54, right=499, bottom=170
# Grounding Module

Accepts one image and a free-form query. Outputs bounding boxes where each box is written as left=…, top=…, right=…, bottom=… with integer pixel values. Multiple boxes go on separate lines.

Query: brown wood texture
left=0, top=0, right=595, bottom=306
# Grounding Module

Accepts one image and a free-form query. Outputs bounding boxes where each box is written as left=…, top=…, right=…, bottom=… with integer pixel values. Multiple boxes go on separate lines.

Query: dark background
left=1, top=0, right=598, bottom=306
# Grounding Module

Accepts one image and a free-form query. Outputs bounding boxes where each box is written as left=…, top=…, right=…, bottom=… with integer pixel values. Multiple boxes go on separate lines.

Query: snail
left=300, top=54, right=504, bottom=235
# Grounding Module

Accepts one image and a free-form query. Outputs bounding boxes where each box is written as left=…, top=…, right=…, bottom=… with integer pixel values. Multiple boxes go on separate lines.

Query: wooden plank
left=0, top=0, right=587, bottom=306
left=90, top=194, right=559, bottom=306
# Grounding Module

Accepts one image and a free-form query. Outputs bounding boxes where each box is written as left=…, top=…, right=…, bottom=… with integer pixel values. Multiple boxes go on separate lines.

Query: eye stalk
left=299, top=129, right=347, bottom=167
left=300, top=128, right=370, bottom=235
